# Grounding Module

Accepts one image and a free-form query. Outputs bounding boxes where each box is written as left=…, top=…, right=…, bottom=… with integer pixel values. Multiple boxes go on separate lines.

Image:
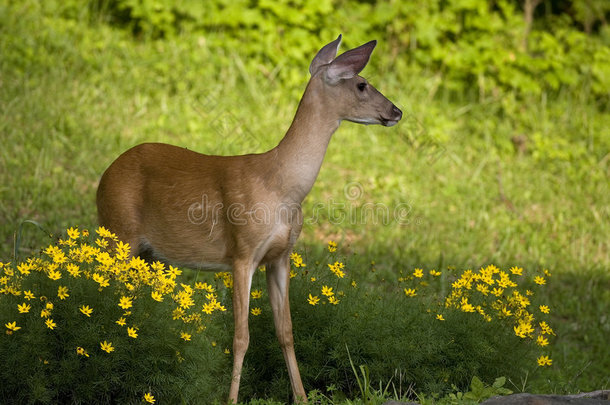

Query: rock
left=383, top=391, right=610, bottom=405
left=481, top=390, right=610, bottom=405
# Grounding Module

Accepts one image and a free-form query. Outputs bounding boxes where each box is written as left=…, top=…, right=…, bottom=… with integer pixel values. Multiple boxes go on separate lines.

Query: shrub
left=0, top=227, right=231, bottom=404
left=1, top=232, right=556, bottom=403
left=236, top=243, right=555, bottom=402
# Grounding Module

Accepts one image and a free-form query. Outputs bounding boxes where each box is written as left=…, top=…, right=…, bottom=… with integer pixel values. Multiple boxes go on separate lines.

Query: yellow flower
left=250, top=307, right=262, bottom=316
left=202, top=302, right=215, bottom=314
left=290, top=252, right=306, bottom=268
left=321, top=285, right=334, bottom=297
left=92, top=273, right=110, bottom=288
left=500, top=307, right=513, bottom=317
left=116, top=317, right=126, bottom=326
left=76, top=346, right=89, bottom=357
left=40, top=309, right=51, bottom=318
left=45, top=319, right=57, bottom=330
left=180, top=332, right=192, bottom=341
left=66, top=263, right=81, bottom=277
left=351, top=280, right=357, bottom=288
left=48, top=268, right=62, bottom=281
left=534, top=276, right=546, bottom=285
left=166, top=265, right=182, bottom=279
left=118, top=296, right=133, bottom=309
left=144, top=393, right=156, bottom=404
left=476, top=284, right=489, bottom=295
left=195, top=282, right=214, bottom=292
left=57, top=285, right=69, bottom=300
left=219, top=272, right=233, bottom=289
left=539, top=321, right=556, bottom=336
left=24, top=290, right=35, bottom=300
left=537, top=355, right=552, bottom=367
left=404, top=288, right=417, bottom=297
left=430, top=270, right=441, bottom=277
left=67, top=227, right=80, bottom=240
left=127, top=327, right=138, bottom=338
left=491, top=287, right=504, bottom=297
left=115, top=240, right=131, bottom=261
left=2, top=265, right=14, bottom=277
left=17, top=303, right=31, bottom=313
left=289, top=270, right=297, bottom=278
left=79, top=305, right=93, bottom=317
left=452, top=279, right=465, bottom=289
left=52, top=251, right=67, bottom=265
left=100, top=340, right=114, bottom=353
left=328, top=261, right=345, bottom=278
left=5, top=321, right=21, bottom=333
left=151, top=291, right=164, bottom=302
left=436, top=314, right=445, bottom=321
left=536, top=335, right=549, bottom=347
left=460, top=298, right=475, bottom=313
left=328, top=296, right=340, bottom=305
left=539, top=305, right=550, bottom=314
left=544, top=269, right=552, bottom=277
left=310, top=277, right=317, bottom=282
left=17, top=262, right=32, bottom=275
left=307, top=294, right=320, bottom=306
left=509, top=266, right=523, bottom=275
left=96, top=226, right=116, bottom=239
left=513, top=321, right=534, bottom=338
left=224, top=348, right=230, bottom=355
left=413, top=268, right=424, bottom=278
left=95, top=238, right=109, bottom=249
left=327, top=240, right=337, bottom=252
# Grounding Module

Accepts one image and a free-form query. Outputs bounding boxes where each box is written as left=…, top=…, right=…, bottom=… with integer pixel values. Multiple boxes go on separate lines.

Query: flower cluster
left=399, top=264, right=555, bottom=367
left=1, top=227, right=228, bottom=402
left=286, top=242, right=353, bottom=308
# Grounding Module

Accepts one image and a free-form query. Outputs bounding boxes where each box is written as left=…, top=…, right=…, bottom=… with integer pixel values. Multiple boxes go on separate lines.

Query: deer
left=96, top=34, right=402, bottom=403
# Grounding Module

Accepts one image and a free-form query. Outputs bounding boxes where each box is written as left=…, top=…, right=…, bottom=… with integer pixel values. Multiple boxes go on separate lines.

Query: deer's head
left=308, top=34, right=402, bottom=127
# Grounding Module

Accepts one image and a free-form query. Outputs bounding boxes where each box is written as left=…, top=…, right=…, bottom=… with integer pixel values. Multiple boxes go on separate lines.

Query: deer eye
left=357, top=82, right=367, bottom=91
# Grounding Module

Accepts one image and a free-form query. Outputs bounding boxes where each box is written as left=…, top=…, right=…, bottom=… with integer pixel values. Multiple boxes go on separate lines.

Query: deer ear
left=309, top=34, right=342, bottom=76
left=325, top=40, right=377, bottom=84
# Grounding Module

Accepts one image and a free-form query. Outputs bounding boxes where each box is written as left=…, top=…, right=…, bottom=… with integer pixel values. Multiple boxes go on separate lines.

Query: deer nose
left=392, top=105, right=403, bottom=120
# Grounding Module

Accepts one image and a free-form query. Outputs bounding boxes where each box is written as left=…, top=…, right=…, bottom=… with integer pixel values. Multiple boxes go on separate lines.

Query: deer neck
left=273, top=81, right=340, bottom=204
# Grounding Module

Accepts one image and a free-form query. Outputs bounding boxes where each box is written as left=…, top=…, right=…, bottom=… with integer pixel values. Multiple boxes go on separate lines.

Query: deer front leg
left=267, top=256, right=307, bottom=403
left=228, top=259, right=256, bottom=404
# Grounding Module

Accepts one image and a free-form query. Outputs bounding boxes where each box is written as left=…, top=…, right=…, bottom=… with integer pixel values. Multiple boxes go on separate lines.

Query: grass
left=1, top=1, right=609, bottom=402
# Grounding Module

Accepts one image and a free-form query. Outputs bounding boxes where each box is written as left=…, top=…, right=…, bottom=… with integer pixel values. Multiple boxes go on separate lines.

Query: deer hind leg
left=267, top=256, right=307, bottom=403
left=228, top=258, right=257, bottom=404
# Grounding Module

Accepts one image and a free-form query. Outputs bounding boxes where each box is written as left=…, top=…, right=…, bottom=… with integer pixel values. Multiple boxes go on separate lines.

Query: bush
left=0, top=227, right=231, bottom=404
left=34, top=0, right=610, bottom=102
left=229, top=243, right=556, bottom=402
left=2, top=232, right=555, bottom=403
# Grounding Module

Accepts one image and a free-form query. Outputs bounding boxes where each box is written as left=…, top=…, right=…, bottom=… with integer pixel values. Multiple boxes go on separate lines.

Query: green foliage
left=37, top=0, right=610, bottom=101
left=418, top=376, right=512, bottom=405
